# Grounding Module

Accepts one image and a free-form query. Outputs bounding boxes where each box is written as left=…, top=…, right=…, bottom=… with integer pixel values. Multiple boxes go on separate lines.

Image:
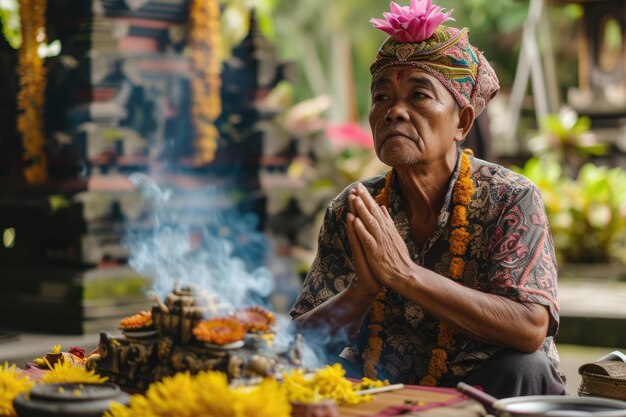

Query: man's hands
left=347, top=183, right=416, bottom=290
left=343, top=183, right=551, bottom=353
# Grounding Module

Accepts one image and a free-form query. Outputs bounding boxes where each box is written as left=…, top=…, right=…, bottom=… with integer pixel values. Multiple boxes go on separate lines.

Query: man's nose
left=385, top=100, right=410, bottom=122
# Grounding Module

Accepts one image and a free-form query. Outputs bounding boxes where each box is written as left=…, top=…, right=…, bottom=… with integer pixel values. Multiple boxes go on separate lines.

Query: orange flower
left=235, top=306, right=276, bottom=333
left=119, top=311, right=153, bottom=330
left=452, top=179, right=473, bottom=205
left=451, top=205, right=468, bottom=227
left=17, top=0, right=48, bottom=185
left=419, top=374, right=438, bottom=387
left=428, top=348, right=448, bottom=379
left=189, top=0, right=222, bottom=164
left=363, top=288, right=387, bottom=379
left=449, top=228, right=470, bottom=256
left=193, top=317, right=245, bottom=345
left=449, top=257, right=465, bottom=280
left=437, top=322, right=455, bottom=349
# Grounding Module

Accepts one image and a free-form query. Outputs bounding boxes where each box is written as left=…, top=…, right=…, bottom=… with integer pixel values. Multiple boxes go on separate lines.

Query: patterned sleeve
left=485, top=183, right=560, bottom=336
left=289, top=199, right=356, bottom=318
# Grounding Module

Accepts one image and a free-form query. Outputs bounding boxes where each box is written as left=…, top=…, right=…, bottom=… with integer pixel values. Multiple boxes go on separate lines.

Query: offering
left=193, top=317, right=246, bottom=348
left=88, top=284, right=304, bottom=391
left=119, top=311, right=158, bottom=339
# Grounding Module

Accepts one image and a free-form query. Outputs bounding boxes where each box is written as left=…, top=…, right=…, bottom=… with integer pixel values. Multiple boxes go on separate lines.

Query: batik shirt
left=290, top=153, right=560, bottom=385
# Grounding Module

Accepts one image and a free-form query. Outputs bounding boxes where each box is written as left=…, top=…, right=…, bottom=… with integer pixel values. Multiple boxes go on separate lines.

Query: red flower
left=68, top=346, right=86, bottom=359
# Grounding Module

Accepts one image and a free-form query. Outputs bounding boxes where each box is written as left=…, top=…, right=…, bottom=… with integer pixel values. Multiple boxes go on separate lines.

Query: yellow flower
left=355, top=377, right=389, bottom=391
left=284, top=364, right=371, bottom=406
left=237, top=378, right=291, bottom=417
left=106, top=370, right=290, bottom=417
left=0, top=362, right=34, bottom=417
left=41, top=359, right=108, bottom=384
left=282, top=369, right=318, bottom=403
left=51, top=344, right=61, bottom=354
left=192, top=371, right=237, bottom=416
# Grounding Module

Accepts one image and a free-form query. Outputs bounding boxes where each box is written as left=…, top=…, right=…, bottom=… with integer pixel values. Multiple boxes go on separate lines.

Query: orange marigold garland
left=362, top=152, right=474, bottom=385
left=419, top=151, right=474, bottom=386
left=361, top=169, right=393, bottom=379
left=17, top=0, right=48, bottom=184
left=189, top=0, right=222, bottom=164
left=193, top=317, right=245, bottom=345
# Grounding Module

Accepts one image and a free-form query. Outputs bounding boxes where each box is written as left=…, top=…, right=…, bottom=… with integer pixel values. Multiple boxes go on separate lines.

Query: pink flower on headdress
left=370, top=0, right=454, bottom=43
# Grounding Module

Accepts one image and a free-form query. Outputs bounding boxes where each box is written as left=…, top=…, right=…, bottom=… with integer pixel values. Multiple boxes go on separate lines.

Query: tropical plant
left=528, top=107, right=608, bottom=177
left=515, top=158, right=626, bottom=264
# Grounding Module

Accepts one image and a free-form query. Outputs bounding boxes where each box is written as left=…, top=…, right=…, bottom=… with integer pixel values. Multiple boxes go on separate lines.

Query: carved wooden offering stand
left=87, top=284, right=303, bottom=392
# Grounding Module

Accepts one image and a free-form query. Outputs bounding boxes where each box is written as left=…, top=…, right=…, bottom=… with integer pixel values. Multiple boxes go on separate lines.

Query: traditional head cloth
left=369, top=0, right=500, bottom=116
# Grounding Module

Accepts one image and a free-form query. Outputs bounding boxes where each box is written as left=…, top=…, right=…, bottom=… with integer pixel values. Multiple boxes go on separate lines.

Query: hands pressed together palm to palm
left=347, top=183, right=415, bottom=293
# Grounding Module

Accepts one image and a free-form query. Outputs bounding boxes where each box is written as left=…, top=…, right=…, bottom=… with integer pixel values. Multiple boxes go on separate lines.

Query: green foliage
left=528, top=109, right=608, bottom=176
left=220, top=0, right=277, bottom=57
left=83, top=276, right=151, bottom=300
left=515, top=158, right=626, bottom=264
left=0, top=0, right=21, bottom=49
left=266, top=0, right=581, bottom=121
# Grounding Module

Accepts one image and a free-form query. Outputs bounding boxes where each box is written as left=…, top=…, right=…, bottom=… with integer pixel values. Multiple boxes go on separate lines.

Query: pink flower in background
left=370, top=0, right=454, bottom=43
left=325, top=123, right=373, bottom=150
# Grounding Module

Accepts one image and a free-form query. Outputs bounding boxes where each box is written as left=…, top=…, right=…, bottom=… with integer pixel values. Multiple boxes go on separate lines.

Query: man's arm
left=290, top=196, right=382, bottom=348
left=293, top=193, right=382, bottom=348
left=291, top=283, right=377, bottom=344
left=391, top=265, right=549, bottom=352
left=349, top=183, right=551, bottom=352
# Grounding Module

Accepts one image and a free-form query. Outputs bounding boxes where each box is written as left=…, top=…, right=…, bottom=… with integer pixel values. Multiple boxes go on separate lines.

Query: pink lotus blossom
left=370, top=0, right=454, bottom=43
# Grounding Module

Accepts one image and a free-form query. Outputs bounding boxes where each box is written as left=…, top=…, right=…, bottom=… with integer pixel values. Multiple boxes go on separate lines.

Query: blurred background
left=0, top=0, right=625, bottom=394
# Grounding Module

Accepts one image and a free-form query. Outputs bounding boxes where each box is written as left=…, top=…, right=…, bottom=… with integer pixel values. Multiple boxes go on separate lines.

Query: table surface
left=19, top=365, right=485, bottom=417
left=338, top=385, right=486, bottom=417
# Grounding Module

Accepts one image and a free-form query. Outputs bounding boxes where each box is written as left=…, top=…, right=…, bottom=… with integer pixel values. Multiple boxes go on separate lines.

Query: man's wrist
left=347, top=278, right=381, bottom=301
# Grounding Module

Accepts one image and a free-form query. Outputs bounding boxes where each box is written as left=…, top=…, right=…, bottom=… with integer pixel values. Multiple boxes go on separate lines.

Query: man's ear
left=455, top=105, right=475, bottom=143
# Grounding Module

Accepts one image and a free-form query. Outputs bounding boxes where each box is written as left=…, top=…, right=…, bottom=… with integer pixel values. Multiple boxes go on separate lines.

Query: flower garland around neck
left=362, top=150, right=474, bottom=384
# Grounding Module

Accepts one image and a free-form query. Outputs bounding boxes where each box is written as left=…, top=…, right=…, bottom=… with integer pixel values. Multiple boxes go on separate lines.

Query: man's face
left=368, top=66, right=466, bottom=167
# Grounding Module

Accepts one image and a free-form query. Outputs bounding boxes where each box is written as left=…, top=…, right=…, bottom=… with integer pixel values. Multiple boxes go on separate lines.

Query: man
left=290, top=0, right=565, bottom=398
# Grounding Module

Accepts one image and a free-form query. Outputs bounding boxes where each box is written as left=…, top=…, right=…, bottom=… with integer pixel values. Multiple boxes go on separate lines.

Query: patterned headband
left=369, top=1, right=499, bottom=116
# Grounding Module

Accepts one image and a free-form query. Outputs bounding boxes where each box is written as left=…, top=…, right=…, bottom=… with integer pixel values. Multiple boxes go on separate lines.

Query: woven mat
left=338, top=385, right=486, bottom=417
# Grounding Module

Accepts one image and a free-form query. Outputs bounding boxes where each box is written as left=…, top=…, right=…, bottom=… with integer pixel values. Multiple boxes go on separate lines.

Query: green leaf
left=310, top=179, right=336, bottom=190
left=0, top=0, right=21, bottom=49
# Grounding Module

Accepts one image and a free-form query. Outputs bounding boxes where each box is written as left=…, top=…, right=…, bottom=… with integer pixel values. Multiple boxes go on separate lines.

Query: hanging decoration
left=17, top=0, right=48, bottom=184
left=189, top=0, right=222, bottom=165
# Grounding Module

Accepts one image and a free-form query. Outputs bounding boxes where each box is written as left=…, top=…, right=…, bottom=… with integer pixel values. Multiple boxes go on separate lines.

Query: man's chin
left=380, top=153, right=424, bottom=166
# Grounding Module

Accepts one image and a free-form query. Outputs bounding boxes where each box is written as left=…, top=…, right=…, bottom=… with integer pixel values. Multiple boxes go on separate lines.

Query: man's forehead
left=374, top=67, right=442, bottom=89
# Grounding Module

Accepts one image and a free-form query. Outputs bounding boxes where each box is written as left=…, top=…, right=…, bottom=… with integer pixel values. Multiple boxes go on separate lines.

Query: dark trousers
left=461, top=349, right=566, bottom=398
left=337, top=348, right=566, bottom=398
